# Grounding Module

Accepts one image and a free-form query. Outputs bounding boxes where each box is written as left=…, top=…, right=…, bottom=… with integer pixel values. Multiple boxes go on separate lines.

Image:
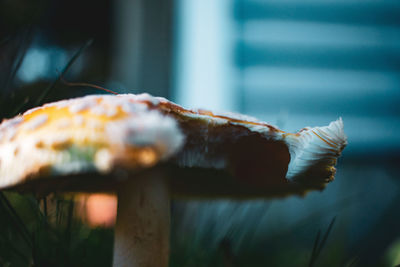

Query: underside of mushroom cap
left=0, top=93, right=347, bottom=197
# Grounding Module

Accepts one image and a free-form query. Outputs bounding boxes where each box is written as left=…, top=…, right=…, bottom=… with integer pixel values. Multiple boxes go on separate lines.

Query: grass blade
left=0, top=192, right=32, bottom=247
left=0, top=234, right=29, bottom=264
left=309, top=230, right=321, bottom=267
left=316, top=217, right=336, bottom=257
left=309, top=217, right=336, bottom=267
left=2, top=27, right=33, bottom=95
left=9, top=97, right=29, bottom=117
left=65, top=198, right=74, bottom=266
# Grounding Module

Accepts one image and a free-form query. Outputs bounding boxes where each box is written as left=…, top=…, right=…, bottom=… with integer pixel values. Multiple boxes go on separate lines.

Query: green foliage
left=0, top=192, right=113, bottom=267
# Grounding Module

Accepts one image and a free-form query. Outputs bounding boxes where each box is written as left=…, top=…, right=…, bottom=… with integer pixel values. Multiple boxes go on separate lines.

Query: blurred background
left=0, top=0, right=399, bottom=266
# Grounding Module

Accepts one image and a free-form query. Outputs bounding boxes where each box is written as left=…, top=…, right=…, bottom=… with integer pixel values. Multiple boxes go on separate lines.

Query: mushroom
left=0, top=93, right=347, bottom=266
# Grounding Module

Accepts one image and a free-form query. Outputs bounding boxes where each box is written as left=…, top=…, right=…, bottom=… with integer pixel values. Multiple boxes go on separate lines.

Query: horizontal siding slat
left=235, top=1, right=400, bottom=26
left=241, top=67, right=400, bottom=116
left=243, top=90, right=400, bottom=116
left=236, top=43, right=400, bottom=71
left=242, top=67, right=400, bottom=93
left=241, top=20, right=400, bottom=48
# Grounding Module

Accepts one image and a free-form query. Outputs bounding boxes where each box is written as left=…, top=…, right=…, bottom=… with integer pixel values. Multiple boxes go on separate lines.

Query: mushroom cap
left=0, top=93, right=347, bottom=197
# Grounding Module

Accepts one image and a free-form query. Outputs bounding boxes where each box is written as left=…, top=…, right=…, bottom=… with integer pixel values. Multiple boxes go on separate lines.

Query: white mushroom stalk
left=0, top=93, right=347, bottom=266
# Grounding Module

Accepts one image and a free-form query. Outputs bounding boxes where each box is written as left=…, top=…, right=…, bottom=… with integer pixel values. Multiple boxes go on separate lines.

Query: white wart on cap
left=0, top=94, right=184, bottom=190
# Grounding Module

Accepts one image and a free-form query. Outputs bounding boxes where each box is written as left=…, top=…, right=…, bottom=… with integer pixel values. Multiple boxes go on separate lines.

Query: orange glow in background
left=78, top=193, right=117, bottom=227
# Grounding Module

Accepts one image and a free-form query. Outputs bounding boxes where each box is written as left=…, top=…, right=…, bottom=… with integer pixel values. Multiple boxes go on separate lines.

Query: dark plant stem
left=309, top=230, right=321, bottom=267
left=56, top=197, right=64, bottom=226
left=309, top=217, right=336, bottom=267
left=3, top=27, right=33, bottom=96
left=42, top=196, right=48, bottom=227
left=10, top=97, right=29, bottom=117
left=34, top=39, right=93, bottom=106
left=43, top=197, right=47, bottom=218
left=65, top=198, right=74, bottom=265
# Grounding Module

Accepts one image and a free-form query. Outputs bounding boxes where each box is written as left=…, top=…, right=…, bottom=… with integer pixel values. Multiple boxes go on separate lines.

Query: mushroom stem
left=113, top=170, right=170, bottom=267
